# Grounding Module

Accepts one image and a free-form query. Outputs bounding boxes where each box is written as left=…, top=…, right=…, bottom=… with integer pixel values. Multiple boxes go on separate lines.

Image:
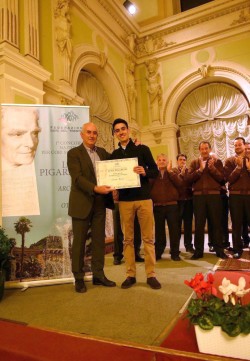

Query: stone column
left=0, top=0, right=19, bottom=47
left=23, top=0, right=39, bottom=60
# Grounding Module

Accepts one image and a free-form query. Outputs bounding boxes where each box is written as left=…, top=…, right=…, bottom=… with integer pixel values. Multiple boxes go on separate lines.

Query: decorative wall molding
left=198, top=65, right=211, bottom=78
left=0, top=43, right=50, bottom=82
left=135, top=2, right=250, bottom=59
left=43, top=78, right=83, bottom=105
left=150, top=126, right=163, bottom=144
left=153, top=1, right=250, bottom=37
left=231, top=7, right=250, bottom=25
left=97, top=0, right=135, bottom=35
left=126, top=56, right=137, bottom=122
left=135, top=36, right=176, bottom=57
left=141, top=123, right=179, bottom=158
left=54, top=0, right=72, bottom=82
left=146, top=58, right=163, bottom=125
left=163, top=63, right=250, bottom=131
left=74, top=0, right=250, bottom=60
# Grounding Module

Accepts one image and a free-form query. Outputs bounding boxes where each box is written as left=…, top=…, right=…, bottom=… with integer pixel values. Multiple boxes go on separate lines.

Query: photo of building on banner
left=1, top=105, right=96, bottom=285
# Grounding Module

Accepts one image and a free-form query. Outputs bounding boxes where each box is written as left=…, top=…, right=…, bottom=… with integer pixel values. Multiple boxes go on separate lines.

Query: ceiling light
left=123, top=0, right=137, bottom=15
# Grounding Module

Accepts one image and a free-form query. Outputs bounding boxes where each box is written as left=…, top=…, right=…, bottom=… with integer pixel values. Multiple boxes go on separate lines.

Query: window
left=180, top=0, right=213, bottom=12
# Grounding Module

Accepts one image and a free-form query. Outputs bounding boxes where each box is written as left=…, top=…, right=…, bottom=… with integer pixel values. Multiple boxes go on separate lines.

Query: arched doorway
left=77, top=70, right=114, bottom=153
left=176, top=82, right=249, bottom=163
left=163, top=64, right=250, bottom=162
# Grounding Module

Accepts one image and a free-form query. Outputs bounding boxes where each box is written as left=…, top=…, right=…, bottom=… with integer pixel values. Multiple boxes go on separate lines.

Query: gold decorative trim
left=153, top=1, right=250, bottom=38
left=231, top=7, right=250, bottom=25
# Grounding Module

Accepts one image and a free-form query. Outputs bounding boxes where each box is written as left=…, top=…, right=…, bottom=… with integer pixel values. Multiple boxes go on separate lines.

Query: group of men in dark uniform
left=150, top=137, right=250, bottom=261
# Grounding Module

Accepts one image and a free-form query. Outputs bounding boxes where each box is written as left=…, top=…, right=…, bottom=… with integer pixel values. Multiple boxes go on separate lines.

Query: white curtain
left=177, top=83, right=250, bottom=164
left=77, top=70, right=114, bottom=237
left=77, top=70, right=114, bottom=153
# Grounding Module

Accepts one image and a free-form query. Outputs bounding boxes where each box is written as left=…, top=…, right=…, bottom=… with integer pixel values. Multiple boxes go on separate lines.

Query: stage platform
left=0, top=317, right=245, bottom=361
left=1, top=249, right=249, bottom=361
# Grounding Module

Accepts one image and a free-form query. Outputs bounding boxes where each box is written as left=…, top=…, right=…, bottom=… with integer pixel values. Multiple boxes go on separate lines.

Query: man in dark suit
left=67, top=122, right=116, bottom=293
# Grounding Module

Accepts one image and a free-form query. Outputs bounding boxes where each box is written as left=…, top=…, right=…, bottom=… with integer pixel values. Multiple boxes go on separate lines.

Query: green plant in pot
left=0, top=226, right=14, bottom=300
left=184, top=272, right=250, bottom=337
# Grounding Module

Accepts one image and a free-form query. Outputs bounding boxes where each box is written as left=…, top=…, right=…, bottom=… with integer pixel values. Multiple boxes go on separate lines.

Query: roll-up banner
left=1, top=104, right=90, bottom=287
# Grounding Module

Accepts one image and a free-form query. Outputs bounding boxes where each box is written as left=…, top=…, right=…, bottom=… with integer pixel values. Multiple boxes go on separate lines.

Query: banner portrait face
left=1, top=107, right=41, bottom=168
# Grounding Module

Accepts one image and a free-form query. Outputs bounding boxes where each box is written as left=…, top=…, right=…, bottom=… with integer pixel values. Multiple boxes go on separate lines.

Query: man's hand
left=207, top=157, right=215, bottom=170
left=167, top=160, right=172, bottom=172
left=198, top=157, right=206, bottom=171
left=94, top=185, right=114, bottom=194
left=180, top=165, right=186, bottom=175
left=112, top=189, right=119, bottom=201
left=209, top=152, right=217, bottom=160
left=133, top=166, right=146, bottom=176
left=134, top=138, right=141, bottom=146
left=246, top=157, right=250, bottom=171
left=235, top=156, right=243, bottom=169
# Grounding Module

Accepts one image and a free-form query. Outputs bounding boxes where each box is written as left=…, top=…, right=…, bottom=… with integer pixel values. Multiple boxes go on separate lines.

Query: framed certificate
left=95, top=158, right=141, bottom=189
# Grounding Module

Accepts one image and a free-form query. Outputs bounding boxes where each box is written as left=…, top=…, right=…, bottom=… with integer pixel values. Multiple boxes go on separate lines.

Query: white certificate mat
left=96, top=158, right=141, bottom=189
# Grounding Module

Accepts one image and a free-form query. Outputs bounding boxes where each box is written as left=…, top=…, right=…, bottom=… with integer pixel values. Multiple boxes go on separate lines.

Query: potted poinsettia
left=0, top=226, right=14, bottom=300
left=184, top=272, right=250, bottom=359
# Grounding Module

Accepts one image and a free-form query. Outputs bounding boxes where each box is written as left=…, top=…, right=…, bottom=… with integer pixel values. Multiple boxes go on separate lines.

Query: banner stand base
left=5, top=274, right=93, bottom=290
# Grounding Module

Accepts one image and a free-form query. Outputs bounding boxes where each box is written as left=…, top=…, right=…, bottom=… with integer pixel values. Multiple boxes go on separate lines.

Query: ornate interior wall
left=0, top=0, right=250, bottom=173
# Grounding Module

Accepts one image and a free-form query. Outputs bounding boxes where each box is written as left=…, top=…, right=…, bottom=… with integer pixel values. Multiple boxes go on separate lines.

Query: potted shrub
left=184, top=272, right=250, bottom=359
left=0, top=226, right=13, bottom=300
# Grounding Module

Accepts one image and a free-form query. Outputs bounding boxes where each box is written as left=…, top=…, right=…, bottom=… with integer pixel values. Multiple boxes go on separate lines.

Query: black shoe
left=190, top=253, right=203, bottom=260
left=209, top=246, right=215, bottom=252
left=121, top=277, right=136, bottom=289
left=233, top=251, right=243, bottom=259
left=169, top=250, right=181, bottom=255
left=216, top=252, right=228, bottom=259
left=113, top=258, right=122, bottom=265
left=135, top=255, right=144, bottom=262
left=92, top=276, right=116, bottom=287
left=171, top=255, right=181, bottom=261
left=147, top=277, right=161, bottom=290
left=185, top=246, right=195, bottom=253
left=75, top=279, right=87, bottom=293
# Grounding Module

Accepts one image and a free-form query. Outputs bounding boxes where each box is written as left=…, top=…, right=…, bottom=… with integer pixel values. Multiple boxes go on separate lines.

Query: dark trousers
left=178, top=199, right=193, bottom=248
left=153, top=204, right=180, bottom=258
left=208, top=195, right=230, bottom=247
left=71, top=195, right=106, bottom=280
left=112, top=203, right=141, bottom=260
left=193, top=194, right=224, bottom=255
left=229, top=194, right=250, bottom=252
left=242, top=213, right=250, bottom=243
